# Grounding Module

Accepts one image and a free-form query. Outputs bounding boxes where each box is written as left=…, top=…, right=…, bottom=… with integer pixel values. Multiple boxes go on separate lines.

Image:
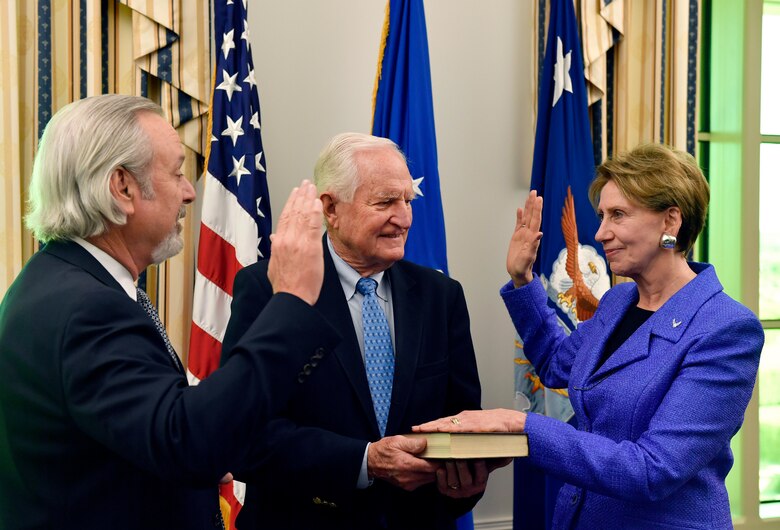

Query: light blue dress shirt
left=326, top=237, right=395, bottom=489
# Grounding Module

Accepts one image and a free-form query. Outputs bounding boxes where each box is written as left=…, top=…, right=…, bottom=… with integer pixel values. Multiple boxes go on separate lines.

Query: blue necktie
left=356, top=278, right=395, bottom=437
left=137, top=287, right=185, bottom=374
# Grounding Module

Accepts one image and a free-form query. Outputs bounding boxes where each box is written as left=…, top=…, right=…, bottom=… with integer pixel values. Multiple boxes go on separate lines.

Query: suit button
left=297, top=372, right=305, bottom=383
left=313, top=347, right=326, bottom=359
left=571, top=493, right=579, bottom=505
left=303, top=363, right=312, bottom=375
left=214, top=512, right=224, bottom=527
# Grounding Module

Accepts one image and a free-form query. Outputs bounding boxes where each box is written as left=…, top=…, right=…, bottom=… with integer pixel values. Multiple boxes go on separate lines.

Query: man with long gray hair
left=0, top=94, right=339, bottom=529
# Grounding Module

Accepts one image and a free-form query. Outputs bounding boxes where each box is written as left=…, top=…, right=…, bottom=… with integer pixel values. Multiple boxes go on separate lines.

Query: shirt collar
left=73, top=237, right=138, bottom=300
left=326, top=236, right=390, bottom=302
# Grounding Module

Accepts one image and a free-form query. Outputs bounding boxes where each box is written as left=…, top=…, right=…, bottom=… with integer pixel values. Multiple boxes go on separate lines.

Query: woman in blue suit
left=416, top=144, right=763, bottom=529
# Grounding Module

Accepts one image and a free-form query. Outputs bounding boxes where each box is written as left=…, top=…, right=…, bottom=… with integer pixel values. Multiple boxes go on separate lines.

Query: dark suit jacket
left=0, top=240, right=339, bottom=530
left=221, top=237, right=482, bottom=530
left=502, top=262, right=763, bottom=529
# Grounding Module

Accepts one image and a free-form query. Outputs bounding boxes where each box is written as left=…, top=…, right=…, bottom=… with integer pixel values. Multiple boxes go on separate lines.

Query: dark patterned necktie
left=137, top=289, right=224, bottom=529
left=356, top=278, right=395, bottom=436
left=136, top=287, right=185, bottom=374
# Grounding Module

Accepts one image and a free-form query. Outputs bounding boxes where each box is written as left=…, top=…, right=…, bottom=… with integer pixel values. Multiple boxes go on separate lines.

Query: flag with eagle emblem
left=513, top=0, right=610, bottom=528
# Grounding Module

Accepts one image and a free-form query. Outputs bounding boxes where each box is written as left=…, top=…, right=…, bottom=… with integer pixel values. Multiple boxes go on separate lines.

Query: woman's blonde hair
left=589, top=143, right=710, bottom=254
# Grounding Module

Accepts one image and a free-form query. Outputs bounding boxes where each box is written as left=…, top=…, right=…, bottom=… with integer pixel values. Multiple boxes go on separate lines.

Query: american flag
left=188, top=0, right=270, bottom=526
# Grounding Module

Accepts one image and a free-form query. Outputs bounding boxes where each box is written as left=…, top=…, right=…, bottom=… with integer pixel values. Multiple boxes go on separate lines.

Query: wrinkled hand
left=436, top=459, right=489, bottom=499
left=507, top=190, right=543, bottom=287
left=487, top=458, right=513, bottom=472
left=367, top=435, right=441, bottom=491
left=268, top=180, right=324, bottom=305
left=412, top=409, right=526, bottom=434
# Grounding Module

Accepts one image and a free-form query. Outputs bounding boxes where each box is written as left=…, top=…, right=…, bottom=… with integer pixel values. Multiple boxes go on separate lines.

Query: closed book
left=404, top=432, right=528, bottom=459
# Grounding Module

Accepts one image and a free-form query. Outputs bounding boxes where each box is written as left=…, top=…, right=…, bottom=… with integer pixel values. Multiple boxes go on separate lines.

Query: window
left=700, top=0, right=780, bottom=524
left=758, top=0, right=780, bottom=518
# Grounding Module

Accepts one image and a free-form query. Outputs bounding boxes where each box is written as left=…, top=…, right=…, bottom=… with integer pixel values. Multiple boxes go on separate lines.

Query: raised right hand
left=268, top=180, right=324, bottom=305
left=506, top=190, right=543, bottom=287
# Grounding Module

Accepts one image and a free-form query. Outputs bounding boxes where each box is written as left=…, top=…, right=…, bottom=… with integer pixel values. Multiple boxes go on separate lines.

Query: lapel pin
left=672, top=318, right=682, bottom=328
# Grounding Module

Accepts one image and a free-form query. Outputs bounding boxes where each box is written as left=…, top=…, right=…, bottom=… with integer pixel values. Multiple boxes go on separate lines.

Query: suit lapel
left=45, top=240, right=185, bottom=374
left=384, top=263, right=421, bottom=435
left=585, top=264, right=723, bottom=385
left=648, top=263, right=721, bottom=343
left=316, top=238, right=378, bottom=431
left=44, top=240, right=126, bottom=293
left=591, top=323, right=652, bottom=381
left=577, top=285, right=638, bottom=387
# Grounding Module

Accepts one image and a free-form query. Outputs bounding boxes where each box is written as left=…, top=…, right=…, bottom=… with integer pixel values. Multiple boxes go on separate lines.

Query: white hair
left=313, top=132, right=405, bottom=202
left=26, top=94, right=162, bottom=242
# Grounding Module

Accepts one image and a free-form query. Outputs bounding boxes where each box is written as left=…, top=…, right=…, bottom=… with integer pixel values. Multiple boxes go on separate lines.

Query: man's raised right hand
left=268, top=180, right=324, bottom=306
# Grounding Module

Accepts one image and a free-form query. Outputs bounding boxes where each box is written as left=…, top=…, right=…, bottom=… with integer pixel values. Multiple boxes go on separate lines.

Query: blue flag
left=372, top=3, right=471, bottom=528
left=372, top=0, right=448, bottom=274
left=513, top=0, right=609, bottom=528
left=530, top=0, right=608, bottom=318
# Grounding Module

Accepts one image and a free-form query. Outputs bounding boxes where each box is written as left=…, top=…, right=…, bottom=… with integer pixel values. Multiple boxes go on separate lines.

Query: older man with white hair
left=0, top=94, right=338, bottom=530
left=221, top=132, right=495, bottom=530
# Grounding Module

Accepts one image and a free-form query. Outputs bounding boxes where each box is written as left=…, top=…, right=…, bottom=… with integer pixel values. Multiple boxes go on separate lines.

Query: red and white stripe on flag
left=188, top=178, right=261, bottom=382
left=188, top=0, right=273, bottom=527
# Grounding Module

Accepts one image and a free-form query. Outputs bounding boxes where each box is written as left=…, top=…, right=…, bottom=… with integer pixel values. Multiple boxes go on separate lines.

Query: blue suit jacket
left=0, top=240, right=339, bottom=529
left=221, top=237, right=482, bottom=530
left=501, top=262, right=763, bottom=529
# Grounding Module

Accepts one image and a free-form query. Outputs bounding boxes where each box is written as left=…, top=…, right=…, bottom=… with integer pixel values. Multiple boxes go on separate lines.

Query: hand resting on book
left=412, top=408, right=527, bottom=434
left=366, top=435, right=490, bottom=499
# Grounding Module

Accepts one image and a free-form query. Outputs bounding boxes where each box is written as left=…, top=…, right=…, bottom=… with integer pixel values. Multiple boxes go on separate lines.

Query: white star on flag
left=241, top=20, right=251, bottom=51
left=229, top=155, right=251, bottom=186
left=244, top=68, right=257, bottom=89
left=412, top=176, right=425, bottom=197
left=256, top=196, right=265, bottom=218
left=255, top=151, right=265, bottom=172
left=552, top=36, right=573, bottom=107
left=216, top=69, right=242, bottom=102
left=222, top=115, right=244, bottom=146
left=221, top=29, right=235, bottom=59
left=190, top=5, right=275, bottom=518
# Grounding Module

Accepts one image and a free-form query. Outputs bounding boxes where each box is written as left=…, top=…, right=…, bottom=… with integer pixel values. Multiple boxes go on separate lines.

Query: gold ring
left=451, top=417, right=460, bottom=425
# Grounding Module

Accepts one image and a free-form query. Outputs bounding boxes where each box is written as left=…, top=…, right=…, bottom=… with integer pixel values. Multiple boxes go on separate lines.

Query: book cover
left=404, top=432, right=528, bottom=459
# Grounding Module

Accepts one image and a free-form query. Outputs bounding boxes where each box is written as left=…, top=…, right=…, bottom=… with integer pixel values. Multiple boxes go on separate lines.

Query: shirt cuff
left=356, top=442, right=373, bottom=489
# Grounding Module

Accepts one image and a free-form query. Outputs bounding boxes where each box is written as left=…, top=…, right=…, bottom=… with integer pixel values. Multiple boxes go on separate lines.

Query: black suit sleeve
left=221, top=261, right=274, bottom=364
left=62, top=288, right=339, bottom=485
left=223, top=262, right=369, bottom=502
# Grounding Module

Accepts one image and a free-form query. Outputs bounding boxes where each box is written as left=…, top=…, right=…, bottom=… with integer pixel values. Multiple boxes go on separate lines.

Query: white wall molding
left=475, top=517, right=513, bottom=530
